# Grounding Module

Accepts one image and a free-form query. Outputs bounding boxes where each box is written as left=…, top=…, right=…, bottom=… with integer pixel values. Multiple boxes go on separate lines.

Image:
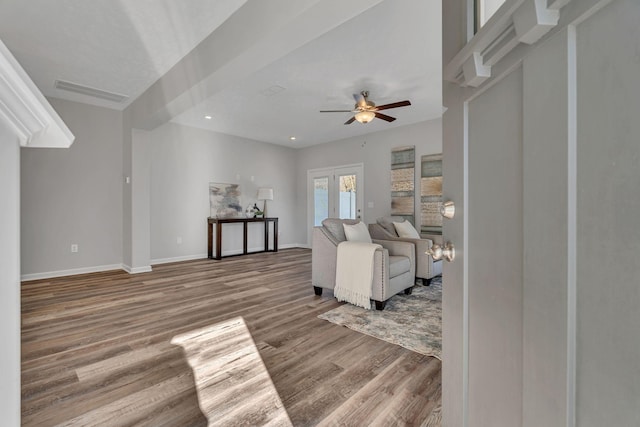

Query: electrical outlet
left=71, top=244, right=78, bottom=253
left=177, top=237, right=182, bottom=245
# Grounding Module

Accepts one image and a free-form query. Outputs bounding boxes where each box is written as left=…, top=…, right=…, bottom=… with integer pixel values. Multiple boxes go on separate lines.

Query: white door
left=307, top=164, right=364, bottom=244
left=443, top=0, right=640, bottom=426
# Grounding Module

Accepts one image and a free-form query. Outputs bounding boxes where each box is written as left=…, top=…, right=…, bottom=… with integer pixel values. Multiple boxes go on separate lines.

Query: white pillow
left=343, top=221, right=372, bottom=243
left=393, top=220, right=420, bottom=239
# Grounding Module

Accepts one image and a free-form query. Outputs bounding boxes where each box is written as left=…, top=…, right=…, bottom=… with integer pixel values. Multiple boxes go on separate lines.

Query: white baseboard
left=21, top=245, right=311, bottom=281
left=122, top=264, right=153, bottom=274
left=21, top=263, right=123, bottom=281
left=151, top=254, right=207, bottom=265
left=279, top=243, right=310, bottom=249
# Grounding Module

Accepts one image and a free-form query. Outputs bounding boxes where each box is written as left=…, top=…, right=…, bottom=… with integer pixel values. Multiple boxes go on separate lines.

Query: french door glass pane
left=338, top=174, right=356, bottom=219
left=313, top=177, right=329, bottom=226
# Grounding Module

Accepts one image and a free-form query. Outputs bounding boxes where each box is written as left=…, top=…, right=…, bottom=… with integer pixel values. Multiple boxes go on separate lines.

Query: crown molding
left=444, top=0, right=572, bottom=88
left=0, top=39, right=74, bottom=147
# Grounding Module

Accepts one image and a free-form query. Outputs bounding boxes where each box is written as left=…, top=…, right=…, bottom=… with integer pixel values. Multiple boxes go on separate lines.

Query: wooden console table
left=207, top=217, right=278, bottom=260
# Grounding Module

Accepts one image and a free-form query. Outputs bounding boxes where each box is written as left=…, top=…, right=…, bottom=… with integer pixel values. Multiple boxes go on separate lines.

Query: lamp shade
left=257, top=187, right=273, bottom=201
left=354, top=110, right=375, bottom=124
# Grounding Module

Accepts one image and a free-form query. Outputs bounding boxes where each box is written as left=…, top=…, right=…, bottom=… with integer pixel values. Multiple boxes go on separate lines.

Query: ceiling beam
left=126, top=0, right=384, bottom=130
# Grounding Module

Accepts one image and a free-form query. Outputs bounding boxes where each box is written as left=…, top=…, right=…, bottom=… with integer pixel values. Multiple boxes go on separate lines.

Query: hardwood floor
left=22, top=248, right=441, bottom=426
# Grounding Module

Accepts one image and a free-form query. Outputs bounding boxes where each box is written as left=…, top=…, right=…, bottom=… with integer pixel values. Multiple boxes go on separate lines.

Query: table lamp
left=257, top=187, right=273, bottom=218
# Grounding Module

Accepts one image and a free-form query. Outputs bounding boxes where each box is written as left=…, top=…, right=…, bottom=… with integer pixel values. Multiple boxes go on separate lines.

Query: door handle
left=427, top=242, right=455, bottom=262
left=440, top=200, right=455, bottom=219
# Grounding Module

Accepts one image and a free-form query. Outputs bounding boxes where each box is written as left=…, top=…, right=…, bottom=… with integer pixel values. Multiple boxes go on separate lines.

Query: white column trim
left=445, top=0, right=572, bottom=87
left=0, top=39, right=73, bottom=148
left=565, top=24, right=577, bottom=427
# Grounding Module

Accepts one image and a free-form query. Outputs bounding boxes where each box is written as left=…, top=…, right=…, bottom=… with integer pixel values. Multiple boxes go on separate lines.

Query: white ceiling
left=0, top=0, right=441, bottom=148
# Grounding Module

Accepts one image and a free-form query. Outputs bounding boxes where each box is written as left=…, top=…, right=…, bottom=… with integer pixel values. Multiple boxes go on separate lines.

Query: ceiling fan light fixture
left=354, top=110, right=375, bottom=124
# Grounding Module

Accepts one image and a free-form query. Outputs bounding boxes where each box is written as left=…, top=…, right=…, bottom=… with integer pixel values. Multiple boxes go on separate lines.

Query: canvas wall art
left=209, top=183, right=242, bottom=218
left=420, top=154, right=443, bottom=237
left=391, top=146, right=415, bottom=224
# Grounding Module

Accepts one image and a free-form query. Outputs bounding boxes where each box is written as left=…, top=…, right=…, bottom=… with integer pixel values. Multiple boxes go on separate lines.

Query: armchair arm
left=372, top=239, right=415, bottom=280
left=312, top=227, right=338, bottom=289
left=405, top=238, right=436, bottom=280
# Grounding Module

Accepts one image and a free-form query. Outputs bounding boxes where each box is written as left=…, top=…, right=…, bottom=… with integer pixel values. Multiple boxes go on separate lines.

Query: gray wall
left=146, top=122, right=299, bottom=262
left=21, top=98, right=123, bottom=277
left=0, top=125, right=20, bottom=426
left=294, top=119, right=442, bottom=245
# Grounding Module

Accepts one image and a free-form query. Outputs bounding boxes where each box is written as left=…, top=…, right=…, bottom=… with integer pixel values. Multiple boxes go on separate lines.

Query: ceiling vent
left=54, top=80, right=129, bottom=103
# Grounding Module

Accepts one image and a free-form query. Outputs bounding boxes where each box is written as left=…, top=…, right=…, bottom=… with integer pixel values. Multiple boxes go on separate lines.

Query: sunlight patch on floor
left=171, top=317, right=292, bottom=426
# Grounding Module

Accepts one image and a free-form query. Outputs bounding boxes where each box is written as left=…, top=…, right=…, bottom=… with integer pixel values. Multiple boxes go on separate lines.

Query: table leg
left=273, top=219, right=278, bottom=252
left=208, top=222, right=213, bottom=259
left=243, top=221, right=248, bottom=255
left=215, top=222, right=222, bottom=260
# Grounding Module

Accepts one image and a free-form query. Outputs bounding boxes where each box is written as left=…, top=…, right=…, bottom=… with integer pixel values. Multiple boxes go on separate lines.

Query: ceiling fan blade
left=320, top=109, right=353, bottom=113
left=374, top=112, right=396, bottom=122
left=344, top=117, right=356, bottom=125
left=373, top=100, right=411, bottom=111
left=353, top=93, right=367, bottom=109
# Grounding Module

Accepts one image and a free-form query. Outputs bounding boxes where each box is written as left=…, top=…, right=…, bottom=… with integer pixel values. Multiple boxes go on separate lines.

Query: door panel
left=335, top=168, right=360, bottom=220
left=444, top=1, right=639, bottom=426
left=576, top=1, right=640, bottom=425
left=467, top=68, right=523, bottom=427
left=312, top=176, right=329, bottom=227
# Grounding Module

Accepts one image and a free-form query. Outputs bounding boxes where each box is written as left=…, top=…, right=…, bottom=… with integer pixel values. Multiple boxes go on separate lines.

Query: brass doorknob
left=427, top=242, right=455, bottom=262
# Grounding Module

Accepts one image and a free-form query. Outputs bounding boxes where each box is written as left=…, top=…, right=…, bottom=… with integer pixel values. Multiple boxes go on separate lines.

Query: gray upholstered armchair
left=312, top=218, right=415, bottom=310
left=369, top=216, right=442, bottom=285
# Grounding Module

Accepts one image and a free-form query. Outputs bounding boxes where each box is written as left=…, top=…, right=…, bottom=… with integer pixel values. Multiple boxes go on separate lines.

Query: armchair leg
left=313, top=286, right=323, bottom=296
left=404, top=286, right=414, bottom=295
left=374, top=300, right=386, bottom=311
left=424, top=278, right=433, bottom=286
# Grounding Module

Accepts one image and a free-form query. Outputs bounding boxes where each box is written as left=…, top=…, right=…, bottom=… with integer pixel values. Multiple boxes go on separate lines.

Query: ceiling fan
left=320, top=91, right=411, bottom=125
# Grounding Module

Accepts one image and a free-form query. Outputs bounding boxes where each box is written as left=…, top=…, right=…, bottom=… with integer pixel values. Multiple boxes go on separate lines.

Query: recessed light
left=204, top=115, right=212, bottom=120
left=289, top=136, right=296, bottom=141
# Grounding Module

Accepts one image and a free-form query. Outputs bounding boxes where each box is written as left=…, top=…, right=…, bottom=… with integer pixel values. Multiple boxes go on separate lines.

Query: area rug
left=318, top=277, right=441, bottom=359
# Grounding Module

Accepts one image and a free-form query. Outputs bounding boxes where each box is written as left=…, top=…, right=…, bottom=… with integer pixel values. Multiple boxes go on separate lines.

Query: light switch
left=368, top=202, right=374, bottom=208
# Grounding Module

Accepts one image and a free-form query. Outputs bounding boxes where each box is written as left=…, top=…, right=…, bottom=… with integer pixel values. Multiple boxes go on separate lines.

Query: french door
left=307, top=164, right=363, bottom=245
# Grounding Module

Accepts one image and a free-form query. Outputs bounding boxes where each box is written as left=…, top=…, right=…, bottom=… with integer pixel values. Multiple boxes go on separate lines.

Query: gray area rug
left=318, top=277, right=442, bottom=360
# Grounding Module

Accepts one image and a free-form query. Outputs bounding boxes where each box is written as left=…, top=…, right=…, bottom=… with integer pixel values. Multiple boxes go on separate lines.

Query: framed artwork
left=391, top=145, right=415, bottom=224
left=209, top=183, right=242, bottom=218
left=420, top=154, right=443, bottom=236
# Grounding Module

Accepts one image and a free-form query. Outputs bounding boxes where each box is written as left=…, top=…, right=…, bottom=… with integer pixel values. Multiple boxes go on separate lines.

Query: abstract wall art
left=420, top=153, right=443, bottom=238
left=391, top=146, right=415, bottom=224
left=209, top=183, right=242, bottom=218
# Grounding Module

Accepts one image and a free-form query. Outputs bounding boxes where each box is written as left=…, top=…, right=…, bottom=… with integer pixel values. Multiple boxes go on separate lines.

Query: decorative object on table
left=245, top=205, right=254, bottom=218
left=209, top=183, right=242, bottom=218
left=318, top=276, right=442, bottom=359
left=257, top=187, right=273, bottom=217
left=391, top=146, right=415, bottom=224
left=251, top=203, right=263, bottom=218
left=420, top=153, right=443, bottom=238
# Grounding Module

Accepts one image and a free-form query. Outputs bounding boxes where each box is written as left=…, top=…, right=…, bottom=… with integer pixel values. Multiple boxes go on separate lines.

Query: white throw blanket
left=334, top=241, right=381, bottom=310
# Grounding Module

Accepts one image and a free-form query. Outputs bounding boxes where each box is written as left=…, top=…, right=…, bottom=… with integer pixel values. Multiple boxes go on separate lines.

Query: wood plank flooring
left=22, top=248, right=441, bottom=426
